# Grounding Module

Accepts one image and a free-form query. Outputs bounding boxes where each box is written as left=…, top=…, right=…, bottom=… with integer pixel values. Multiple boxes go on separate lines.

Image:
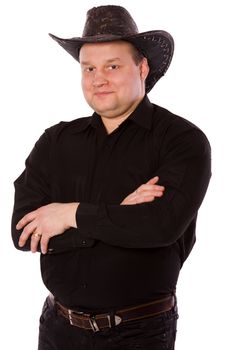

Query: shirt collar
left=128, top=95, right=154, bottom=130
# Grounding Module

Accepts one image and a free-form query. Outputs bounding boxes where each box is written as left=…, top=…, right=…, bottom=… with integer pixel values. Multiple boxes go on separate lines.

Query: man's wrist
left=66, top=202, right=79, bottom=228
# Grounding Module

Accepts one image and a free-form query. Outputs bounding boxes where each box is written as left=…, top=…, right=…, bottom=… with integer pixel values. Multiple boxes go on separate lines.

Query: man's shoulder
left=153, top=104, right=198, bottom=130
left=45, top=116, right=92, bottom=139
left=152, top=103, right=211, bottom=151
left=153, top=104, right=208, bottom=137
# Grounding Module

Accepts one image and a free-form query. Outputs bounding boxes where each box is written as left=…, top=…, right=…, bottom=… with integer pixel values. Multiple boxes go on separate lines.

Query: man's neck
left=100, top=95, right=145, bottom=134
left=101, top=114, right=129, bottom=134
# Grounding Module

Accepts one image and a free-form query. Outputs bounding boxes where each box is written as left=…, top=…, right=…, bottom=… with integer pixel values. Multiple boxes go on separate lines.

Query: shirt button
left=81, top=240, right=87, bottom=245
left=81, top=283, right=87, bottom=289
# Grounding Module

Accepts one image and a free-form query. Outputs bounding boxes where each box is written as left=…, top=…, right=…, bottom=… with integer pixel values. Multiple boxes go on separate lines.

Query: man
left=11, top=5, right=211, bottom=350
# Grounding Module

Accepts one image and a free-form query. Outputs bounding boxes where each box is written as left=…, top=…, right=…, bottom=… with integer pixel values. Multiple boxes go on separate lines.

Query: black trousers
left=38, top=297, right=178, bottom=350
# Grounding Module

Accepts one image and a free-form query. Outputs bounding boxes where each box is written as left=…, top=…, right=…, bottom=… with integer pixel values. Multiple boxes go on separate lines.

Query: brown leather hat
left=49, top=5, right=174, bottom=93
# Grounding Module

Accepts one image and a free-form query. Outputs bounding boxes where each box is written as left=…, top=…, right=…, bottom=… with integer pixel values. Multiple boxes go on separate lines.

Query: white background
left=1, top=0, right=232, bottom=348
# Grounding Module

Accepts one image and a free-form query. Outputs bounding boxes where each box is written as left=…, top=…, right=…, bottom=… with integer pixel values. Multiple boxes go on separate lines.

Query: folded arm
left=15, top=176, right=164, bottom=253
left=76, top=128, right=211, bottom=248
left=11, top=129, right=165, bottom=254
left=12, top=125, right=211, bottom=253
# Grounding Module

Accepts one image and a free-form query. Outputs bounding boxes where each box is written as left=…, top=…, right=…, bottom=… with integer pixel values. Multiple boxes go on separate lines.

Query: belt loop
left=109, top=311, right=116, bottom=327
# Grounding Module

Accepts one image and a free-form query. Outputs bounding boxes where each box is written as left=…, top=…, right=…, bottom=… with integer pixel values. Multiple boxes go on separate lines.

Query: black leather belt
left=50, top=294, right=175, bottom=332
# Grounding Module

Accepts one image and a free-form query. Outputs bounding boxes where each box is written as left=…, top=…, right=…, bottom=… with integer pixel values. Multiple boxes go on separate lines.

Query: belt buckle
left=68, top=309, right=122, bottom=332
left=89, top=316, right=100, bottom=332
left=68, top=309, right=84, bottom=326
left=89, top=314, right=122, bottom=332
left=68, top=309, right=75, bottom=326
left=67, top=309, right=100, bottom=332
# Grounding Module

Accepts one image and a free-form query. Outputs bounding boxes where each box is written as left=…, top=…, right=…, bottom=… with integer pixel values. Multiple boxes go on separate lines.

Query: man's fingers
left=121, top=176, right=165, bottom=205
left=40, top=236, right=50, bottom=255
left=16, top=211, right=36, bottom=230
left=130, top=190, right=163, bottom=204
left=135, top=195, right=156, bottom=204
left=146, top=176, right=159, bottom=185
left=136, top=184, right=165, bottom=195
left=26, top=230, right=50, bottom=254
left=18, top=221, right=37, bottom=247
left=153, top=191, right=164, bottom=197
left=30, top=232, right=42, bottom=253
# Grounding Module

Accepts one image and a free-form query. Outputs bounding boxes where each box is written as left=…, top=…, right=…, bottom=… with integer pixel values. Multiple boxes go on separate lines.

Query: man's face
left=79, top=41, right=149, bottom=119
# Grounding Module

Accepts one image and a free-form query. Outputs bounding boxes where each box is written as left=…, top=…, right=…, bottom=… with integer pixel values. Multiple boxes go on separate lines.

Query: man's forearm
left=16, top=202, right=79, bottom=254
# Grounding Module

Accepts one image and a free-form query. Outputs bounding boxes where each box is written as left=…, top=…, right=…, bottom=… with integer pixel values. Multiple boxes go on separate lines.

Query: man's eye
left=84, top=67, right=95, bottom=72
left=108, top=65, right=119, bottom=70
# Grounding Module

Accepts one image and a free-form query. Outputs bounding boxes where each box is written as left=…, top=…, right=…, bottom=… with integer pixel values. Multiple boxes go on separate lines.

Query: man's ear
left=140, top=57, right=150, bottom=81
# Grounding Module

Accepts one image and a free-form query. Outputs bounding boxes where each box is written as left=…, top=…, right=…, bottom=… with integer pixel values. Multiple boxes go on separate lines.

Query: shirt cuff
left=76, top=202, right=99, bottom=232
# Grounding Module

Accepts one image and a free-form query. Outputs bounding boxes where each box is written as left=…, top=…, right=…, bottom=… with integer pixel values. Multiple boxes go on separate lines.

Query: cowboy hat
left=49, top=5, right=174, bottom=93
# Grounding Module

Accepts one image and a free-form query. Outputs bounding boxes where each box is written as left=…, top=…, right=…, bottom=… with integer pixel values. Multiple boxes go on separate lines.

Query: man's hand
left=121, top=176, right=165, bottom=205
left=16, top=202, right=79, bottom=254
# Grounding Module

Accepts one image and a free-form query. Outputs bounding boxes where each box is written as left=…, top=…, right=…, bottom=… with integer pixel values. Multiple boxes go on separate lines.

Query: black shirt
left=12, top=96, right=211, bottom=312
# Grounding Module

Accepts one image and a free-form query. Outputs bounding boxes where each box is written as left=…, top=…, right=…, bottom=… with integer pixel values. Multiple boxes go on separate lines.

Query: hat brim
left=49, top=30, right=174, bottom=93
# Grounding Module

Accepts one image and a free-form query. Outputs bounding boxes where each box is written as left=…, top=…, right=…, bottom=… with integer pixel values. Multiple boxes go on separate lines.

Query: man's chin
left=91, top=102, right=117, bottom=116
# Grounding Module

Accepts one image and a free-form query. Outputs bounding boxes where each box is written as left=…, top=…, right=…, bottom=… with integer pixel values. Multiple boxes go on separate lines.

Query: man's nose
left=92, top=69, right=108, bottom=87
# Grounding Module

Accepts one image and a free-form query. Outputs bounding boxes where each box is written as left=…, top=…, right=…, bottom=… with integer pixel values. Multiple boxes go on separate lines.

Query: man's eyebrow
left=80, top=58, right=121, bottom=65
left=105, top=58, right=121, bottom=63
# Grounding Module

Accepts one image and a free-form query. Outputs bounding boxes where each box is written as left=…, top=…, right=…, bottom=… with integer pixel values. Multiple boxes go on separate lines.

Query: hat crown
left=82, top=5, right=139, bottom=37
